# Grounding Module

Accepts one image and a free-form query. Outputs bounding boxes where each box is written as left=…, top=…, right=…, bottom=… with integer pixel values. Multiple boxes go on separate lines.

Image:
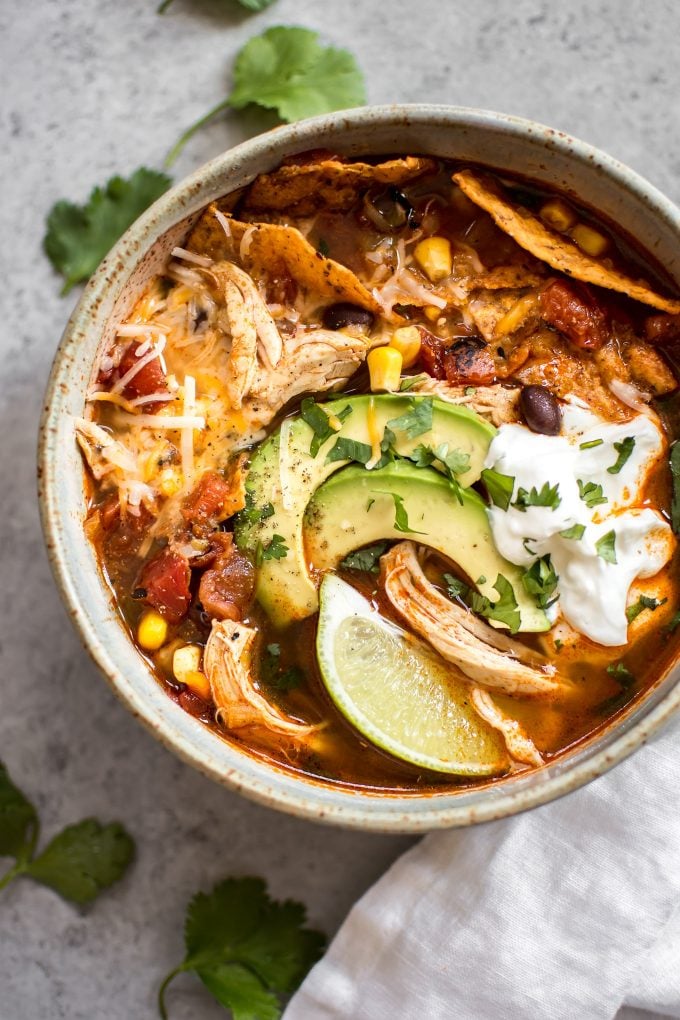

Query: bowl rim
left=38, top=103, right=680, bottom=832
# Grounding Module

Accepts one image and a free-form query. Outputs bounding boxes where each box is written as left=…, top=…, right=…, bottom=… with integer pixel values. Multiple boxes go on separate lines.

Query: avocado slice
left=306, top=461, right=549, bottom=633
left=234, top=394, right=496, bottom=627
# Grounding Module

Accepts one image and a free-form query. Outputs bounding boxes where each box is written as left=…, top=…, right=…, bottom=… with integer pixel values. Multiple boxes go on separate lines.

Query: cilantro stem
left=165, top=99, right=233, bottom=167
left=158, top=965, right=185, bottom=1020
left=0, top=861, right=27, bottom=892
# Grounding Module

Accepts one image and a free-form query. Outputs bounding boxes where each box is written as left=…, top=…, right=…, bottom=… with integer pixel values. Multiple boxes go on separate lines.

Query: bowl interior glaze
left=39, top=105, right=680, bottom=832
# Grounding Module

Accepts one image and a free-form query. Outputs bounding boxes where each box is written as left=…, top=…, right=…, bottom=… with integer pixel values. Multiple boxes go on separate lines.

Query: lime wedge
left=316, top=574, right=509, bottom=776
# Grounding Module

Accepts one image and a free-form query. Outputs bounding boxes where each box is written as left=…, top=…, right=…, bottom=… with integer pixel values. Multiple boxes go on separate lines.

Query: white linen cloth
left=285, top=715, right=680, bottom=1020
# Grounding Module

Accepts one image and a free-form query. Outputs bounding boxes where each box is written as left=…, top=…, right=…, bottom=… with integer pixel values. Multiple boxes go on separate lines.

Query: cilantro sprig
left=300, top=399, right=351, bottom=457
left=158, top=876, right=325, bottom=1020
left=578, top=479, right=608, bottom=509
left=167, top=27, right=365, bottom=165
left=595, top=529, right=617, bottom=564
left=387, top=397, right=434, bottom=439
left=443, top=573, right=521, bottom=633
left=626, top=594, right=667, bottom=623
left=0, top=762, right=134, bottom=905
left=522, top=556, right=559, bottom=610
left=44, top=168, right=172, bottom=294
left=512, top=481, right=561, bottom=513
left=159, top=0, right=275, bottom=12
left=407, top=443, right=470, bottom=504
left=340, top=542, right=389, bottom=573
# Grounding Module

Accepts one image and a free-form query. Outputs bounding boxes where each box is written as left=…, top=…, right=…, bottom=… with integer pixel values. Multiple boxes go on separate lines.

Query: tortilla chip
left=453, top=170, right=680, bottom=314
left=243, top=156, right=437, bottom=214
left=186, top=204, right=381, bottom=314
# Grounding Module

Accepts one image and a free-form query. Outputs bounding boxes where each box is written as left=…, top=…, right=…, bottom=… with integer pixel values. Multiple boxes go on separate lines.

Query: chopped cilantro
left=607, top=436, right=635, bottom=474
left=595, top=530, right=617, bottom=564
left=443, top=573, right=468, bottom=600
left=522, top=556, right=559, bottom=610
left=387, top=397, right=434, bottom=439
left=666, top=610, right=680, bottom=632
left=366, top=497, right=375, bottom=512
left=606, top=662, right=636, bottom=688
left=477, top=575, right=487, bottom=585
left=512, top=481, right=561, bottom=512
left=325, top=437, right=372, bottom=465
left=157, top=876, right=325, bottom=1020
left=554, top=638, right=564, bottom=651
left=300, top=398, right=351, bottom=456
left=0, top=762, right=134, bottom=905
left=340, top=542, right=389, bottom=574
left=373, top=426, right=398, bottom=470
left=480, top=468, right=515, bottom=511
left=44, top=168, right=172, bottom=294
left=670, top=442, right=680, bottom=534
left=464, top=386, right=477, bottom=396
left=266, top=643, right=280, bottom=657
left=390, top=492, right=424, bottom=534
left=625, top=595, right=667, bottom=623
left=167, top=27, right=366, bottom=164
left=523, top=537, right=537, bottom=555
left=470, top=575, right=521, bottom=634
left=398, top=374, right=427, bottom=392
left=578, top=479, right=608, bottom=509
left=559, top=523, right=586, bottom=541
left=236, top=494, right=275, bottom=532
left=317, top=238, right=330, bottom=257
left=579, top=438, right=604, bottom=450
left=256, top=534, right=289, bottom=565
left=272, top=666, right=305, bottom=691
left=407, top=442, right=470, bottom=504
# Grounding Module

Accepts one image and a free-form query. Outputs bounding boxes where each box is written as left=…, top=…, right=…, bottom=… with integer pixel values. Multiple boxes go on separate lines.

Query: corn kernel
left=539, top=198, right=577, bottom=233
left=413, top=237, right=452, bottom=283
left=389, top=326, right=422, bottom=368
left=494, top=293, right=538, bottom=338
left=367, top=346, right=403, bottom=393
left=570, top=223, right=609, bottom=257
left=424, top=306, right=441, bottom=321
left=137, top=610, right=168, bottom=651
left=158, top=467, right=182, bottom=497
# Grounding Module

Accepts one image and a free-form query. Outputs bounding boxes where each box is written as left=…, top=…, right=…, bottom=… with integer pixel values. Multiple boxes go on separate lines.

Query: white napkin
left=285, top=715, right=680, bottom=1020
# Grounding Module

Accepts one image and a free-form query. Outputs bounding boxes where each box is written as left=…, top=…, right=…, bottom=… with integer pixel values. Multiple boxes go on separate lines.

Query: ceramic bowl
left=39, top=105, right=680, bottom=832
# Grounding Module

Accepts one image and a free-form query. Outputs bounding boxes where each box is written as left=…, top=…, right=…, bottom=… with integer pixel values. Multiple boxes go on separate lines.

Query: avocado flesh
left=306, top=461, right=549, bottom=633
left=234, top=394, right=496, bottom=627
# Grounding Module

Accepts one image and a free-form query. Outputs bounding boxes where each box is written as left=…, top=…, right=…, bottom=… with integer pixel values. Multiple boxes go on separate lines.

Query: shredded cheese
left=181, top=375, right=197, bottom=486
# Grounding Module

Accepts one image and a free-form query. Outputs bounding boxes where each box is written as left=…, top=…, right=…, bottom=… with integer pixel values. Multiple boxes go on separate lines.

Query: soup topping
left=75, top=153, right=680, bottom=790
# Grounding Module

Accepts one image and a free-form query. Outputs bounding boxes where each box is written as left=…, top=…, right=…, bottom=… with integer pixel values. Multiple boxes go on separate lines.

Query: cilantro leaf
left=0, top=762, right=38, bottom=863
left=398, top=374, right=427, bottom=392
left=578, top=479, right=608, bottom=509
left=522, top=556, right=559, bottom=610
left=24, top=820, right=134, bottom=905
left=340, top=542, right=389, bottom=573
left=300, top=399, right=351, bottom=457
left=387, top=397, right=434, bottom=439
left=44, top=168, right=172, bottom=294
left=595, top=530, right=617, bottom=564
left=607, top=436, right=635, bottom=474
left=443, top=573, right=468, bottom=600
left=559, top=523, right=585, bottom=541
left=406, top=443, right=470, bottom=504
left=256, top=534, right=288, bottom=565
left=625, top=594, right=666, bottom=623
left=480, top=468, right=515, bottom=511
left=229, top=27, right=365, bottom=122
left=382, top=492, right=425, bottom=534
left=512, top=481, right=561, bottom=512
left=470, top=575, right=521, bottom=633
left=670, top=441, right=680, bottom=534
left=159, top=876, right=325, bottom=1020
left=325, top=437, right=372, bottom=465
left=606, top=662, right=636, bottom=688
left=271, top=666, right=304, bottom=691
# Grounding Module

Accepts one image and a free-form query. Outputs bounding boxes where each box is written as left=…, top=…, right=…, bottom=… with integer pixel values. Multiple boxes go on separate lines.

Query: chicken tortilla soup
left=76, top=152, right=680, bottom=790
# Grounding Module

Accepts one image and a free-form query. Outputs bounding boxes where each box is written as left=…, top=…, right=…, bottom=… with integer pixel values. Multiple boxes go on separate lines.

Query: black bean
left=322, top=303, right=374, bottom=331
left=520, top=385, right=562, bottom=435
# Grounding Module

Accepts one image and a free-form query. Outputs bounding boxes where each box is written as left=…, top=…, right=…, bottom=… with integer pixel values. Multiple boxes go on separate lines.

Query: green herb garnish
left=300, top=398, right=351, bottom=456
left=272, top=666, right=305, bottom=691
left=398, top=374, right=427, bottom=392
left=325, top=437, right=372, bottom=465
left=625, top=595, right=667, bottom=623
left=480, top=468, right=515, bottom=511
left=559, top=523, right=586, bottom=541
left=470, top=575, right=521, bottom=634
left=389, top=492, right=424, bottom=534
left=0, top=762, right=134, bottom=904
left=407, top=443, right=470, bottom=504
left=340, top=542, right=389, bottom=574
left=443, top=573, right=468, bottom=600
left=256, top=534, right=289, bottom=565
left=512, top=481, right=561, bottom=512
left=606, top=662, right=636, bottom=688
left=167, top=27, right=365, bottom=165
left=607, top=436, right=635, bottom=474
left=464, top=386, right=477, bottom=396
left=579, top=438, right=604, bottom=450
left=522, top=556, right=559, bottom=609
left=578, top=479, right=608, bottom=509
left=670, top=441, right=680, bottom=534
left=159, top=0, right=275, bottom=12
left=595, top=530, right=617, bottom=564
left=266, top=643, right=280, bottom=657
left=44, top=169, right=172, bottom=294
left=157, top=876, right=325, bottom=1020
left=387, top=397, right=434, bottom=439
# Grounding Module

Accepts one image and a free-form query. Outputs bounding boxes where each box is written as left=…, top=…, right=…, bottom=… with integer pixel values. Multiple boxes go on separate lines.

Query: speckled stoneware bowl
left=39, top=105, right=680, bottom=832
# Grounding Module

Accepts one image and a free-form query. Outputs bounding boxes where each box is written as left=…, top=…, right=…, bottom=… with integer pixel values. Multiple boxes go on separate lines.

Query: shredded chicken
left=204, top=619, right=319, bottom=737
left=411, top=378, right=521, bottom=426
left=382, top=542, right=563, bottom=697
left=470, top=686, right=543, bottom=767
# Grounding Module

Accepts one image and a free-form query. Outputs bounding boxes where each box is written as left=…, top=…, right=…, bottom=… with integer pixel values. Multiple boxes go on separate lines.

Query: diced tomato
left=539, top=279, right=609, bottom=350
left=418, top=328, right=447, bottom=379
left=442, top=337, right=496, bottom=385
left=140, top=547, right=191, bottom=623
left=198, top=534, right=255, bottom=622
left=182, top=471, right=232, bottom=533
left=117, top=344, right=169, bottom=407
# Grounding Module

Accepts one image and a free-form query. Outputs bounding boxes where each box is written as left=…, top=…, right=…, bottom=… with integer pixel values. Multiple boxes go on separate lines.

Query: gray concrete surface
left=1, top=0, right=679, bottom=1017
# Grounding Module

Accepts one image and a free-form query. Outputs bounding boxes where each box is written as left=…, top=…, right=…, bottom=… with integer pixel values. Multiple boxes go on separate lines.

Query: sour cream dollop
left=484, top=403, right=674, bottom=646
